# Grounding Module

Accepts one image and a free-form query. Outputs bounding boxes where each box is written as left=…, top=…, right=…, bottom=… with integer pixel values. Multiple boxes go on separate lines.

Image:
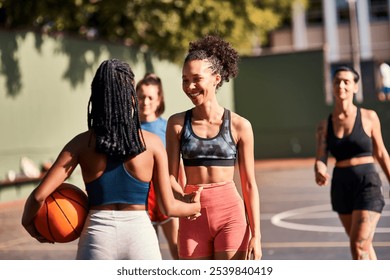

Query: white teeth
left=189, top=93, right=200, bottom=98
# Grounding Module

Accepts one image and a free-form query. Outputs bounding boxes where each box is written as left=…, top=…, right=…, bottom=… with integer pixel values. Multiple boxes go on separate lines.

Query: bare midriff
left=184, top=165, right=235, bottom=185
left=335, top=156, right=374, bottom=168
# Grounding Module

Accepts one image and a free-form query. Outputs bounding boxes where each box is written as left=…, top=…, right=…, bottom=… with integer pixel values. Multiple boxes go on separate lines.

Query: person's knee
left=350, top=238, right=371, bottom=260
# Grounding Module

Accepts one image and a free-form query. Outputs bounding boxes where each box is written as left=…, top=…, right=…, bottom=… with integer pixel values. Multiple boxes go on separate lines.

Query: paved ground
left=0, top=158, right=389, bottom=260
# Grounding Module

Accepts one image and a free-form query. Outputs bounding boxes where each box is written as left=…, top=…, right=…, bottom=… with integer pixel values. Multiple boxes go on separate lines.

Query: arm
left=315, top=119, right=330, bottom=186
left=152, top=136, right=201, bottom=217
left=370, top=111, right=390, bottom=185
left=236, top=117, right=262, bottom=260
left=166, top=114, right=186, bottom=198
left=177, top=159, right=187, bottom=189
left=21, top=136, right=80, bottom=242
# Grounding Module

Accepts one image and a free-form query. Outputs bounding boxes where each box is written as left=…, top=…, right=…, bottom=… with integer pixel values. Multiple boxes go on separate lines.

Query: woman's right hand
left=315, top=171, right=329, bottom=186
left=315, top=161, right=329, bottom=186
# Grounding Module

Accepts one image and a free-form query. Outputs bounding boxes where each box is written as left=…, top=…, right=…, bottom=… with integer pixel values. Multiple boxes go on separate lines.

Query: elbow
left=162, top=202, right=182, bottom=218
left=242, top=181, right=259, bottom=196
left=161, top=207, right=170, bottom=217
left=163, top=201, right=177, bottom=217
left=158, top=202, right=170, bottom=217
left=164, top=209, right=173, bottom=217
left=375, top=151, right=389, bottom=164
left=30, top=189, right=47, bottom=206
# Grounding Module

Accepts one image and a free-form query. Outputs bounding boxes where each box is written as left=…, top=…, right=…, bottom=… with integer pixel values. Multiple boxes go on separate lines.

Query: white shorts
left=76, top=210, right=162, bottom=260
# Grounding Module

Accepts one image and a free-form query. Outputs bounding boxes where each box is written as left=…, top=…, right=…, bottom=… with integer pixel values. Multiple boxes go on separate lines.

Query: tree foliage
left=0, top=0, right=305, bottom=63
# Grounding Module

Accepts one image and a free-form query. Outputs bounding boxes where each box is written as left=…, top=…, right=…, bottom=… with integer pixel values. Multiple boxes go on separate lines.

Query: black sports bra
left=326, top=108, right=373, bottom=162
left=180, top=108, right=237, bottom=166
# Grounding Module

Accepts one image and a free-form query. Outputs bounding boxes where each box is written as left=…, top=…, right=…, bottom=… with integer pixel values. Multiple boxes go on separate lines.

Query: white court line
left=271, top=200, right=390, bottom=233
left=262, top=241, right=390, bottom=248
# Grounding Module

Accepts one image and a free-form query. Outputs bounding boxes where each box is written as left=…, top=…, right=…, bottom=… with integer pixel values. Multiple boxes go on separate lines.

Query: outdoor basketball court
left=0, top=158, right=389, bottom=260
left=256, top=159, right=390, bottom=260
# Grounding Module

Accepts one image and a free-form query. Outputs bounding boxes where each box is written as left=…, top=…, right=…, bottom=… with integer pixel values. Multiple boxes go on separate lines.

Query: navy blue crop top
left=326, top=108, right=373, bottom=162
left=180, top=108, right=237, bottom=166
left=85, top=158, right=150, bottom=207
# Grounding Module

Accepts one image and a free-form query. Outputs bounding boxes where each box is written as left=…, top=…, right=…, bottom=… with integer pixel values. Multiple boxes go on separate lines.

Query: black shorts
left=331, top=163, right=385, bottom=214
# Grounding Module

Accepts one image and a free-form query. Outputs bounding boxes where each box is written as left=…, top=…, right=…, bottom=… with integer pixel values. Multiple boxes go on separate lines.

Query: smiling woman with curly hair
left=166, top=35, right=262, bottom=260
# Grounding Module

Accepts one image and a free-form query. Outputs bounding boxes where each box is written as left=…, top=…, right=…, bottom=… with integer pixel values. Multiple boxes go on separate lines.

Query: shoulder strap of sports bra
left=223, top=108, right=229, bottom=120
left=180, top=109, right=192, bottom=140
left=352, top=107, right=362, bottom=132
left=356, top=107, right=361, bottom=121
left=184, top=109, right=192, bottom=123
left=221, top=108, right=230, bottom=132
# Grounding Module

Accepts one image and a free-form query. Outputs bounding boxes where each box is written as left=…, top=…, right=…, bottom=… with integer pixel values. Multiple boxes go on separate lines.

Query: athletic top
left=141, top=117, right=167, bottom=146
left=180, top=108, right=237, bottom=166
left=326, top=108, right=373, bottom=162
left=85, top=158, right=150, bottom=207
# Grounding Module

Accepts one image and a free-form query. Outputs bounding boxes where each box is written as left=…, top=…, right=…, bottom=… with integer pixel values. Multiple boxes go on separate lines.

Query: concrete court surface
left=0, top=158, right=389, bottom=260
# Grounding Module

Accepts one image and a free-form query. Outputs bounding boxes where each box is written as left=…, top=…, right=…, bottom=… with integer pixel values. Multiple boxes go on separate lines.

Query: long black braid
left=87, top=59, right=146, bottom=161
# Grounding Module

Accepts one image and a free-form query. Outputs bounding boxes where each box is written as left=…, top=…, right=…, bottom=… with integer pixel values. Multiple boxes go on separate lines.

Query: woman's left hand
left=246, top=236, right=262, bottom=260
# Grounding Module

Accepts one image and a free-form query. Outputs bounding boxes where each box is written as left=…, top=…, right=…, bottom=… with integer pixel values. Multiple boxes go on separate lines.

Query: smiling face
left=182, top=59, right=221, bottom=106
left=332, top=70, right=358, bottom=101
left=137, top=84, right=161, bottom=122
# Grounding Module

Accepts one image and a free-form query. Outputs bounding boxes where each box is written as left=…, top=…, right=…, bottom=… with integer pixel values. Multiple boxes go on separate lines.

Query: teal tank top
left=85, top=158, right=150, bottom=207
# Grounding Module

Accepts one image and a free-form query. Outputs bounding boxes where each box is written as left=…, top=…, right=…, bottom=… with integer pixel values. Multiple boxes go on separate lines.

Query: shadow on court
left=0, top=158, right=389, bottom=260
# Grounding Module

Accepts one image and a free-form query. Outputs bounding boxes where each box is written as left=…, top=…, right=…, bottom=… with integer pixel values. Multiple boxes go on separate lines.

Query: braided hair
left=88, top=59, right=146, bottom=161
left=184, top=35, right=239, bottom=89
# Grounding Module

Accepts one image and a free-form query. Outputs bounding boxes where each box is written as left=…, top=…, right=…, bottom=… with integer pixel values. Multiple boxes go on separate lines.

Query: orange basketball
left=34, top=183, right=88, bottom=243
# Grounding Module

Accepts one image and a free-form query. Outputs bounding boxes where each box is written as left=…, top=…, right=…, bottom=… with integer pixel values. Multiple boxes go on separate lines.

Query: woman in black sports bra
left=315, top=66, right=390, bottom=260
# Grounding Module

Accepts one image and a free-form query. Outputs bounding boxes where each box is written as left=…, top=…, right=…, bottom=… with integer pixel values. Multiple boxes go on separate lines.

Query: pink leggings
left=178, top=181, right=250, bottom=259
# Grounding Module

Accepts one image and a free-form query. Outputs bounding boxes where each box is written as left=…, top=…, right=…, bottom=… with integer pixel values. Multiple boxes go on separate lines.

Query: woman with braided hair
left=22, top=59, right=201, bottom=260
left=166, top=35, right=262, bottom=260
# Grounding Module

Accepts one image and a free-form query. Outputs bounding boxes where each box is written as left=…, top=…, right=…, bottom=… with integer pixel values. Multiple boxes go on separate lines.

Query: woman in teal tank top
left=21, top=59, right=201, bottom=260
